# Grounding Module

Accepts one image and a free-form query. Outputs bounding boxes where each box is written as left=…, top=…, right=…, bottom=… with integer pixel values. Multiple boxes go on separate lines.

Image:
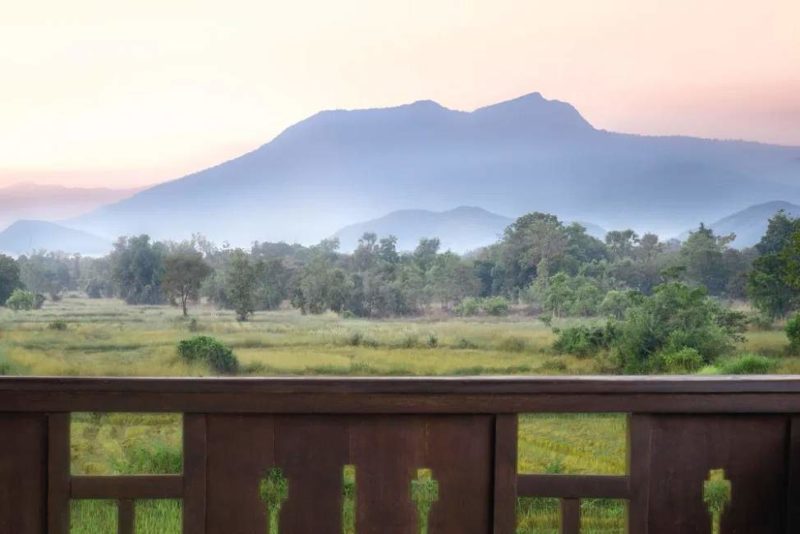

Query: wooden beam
left=71, top=475, right=183, bottom=499
left=517, top=475, right=629, bottom=499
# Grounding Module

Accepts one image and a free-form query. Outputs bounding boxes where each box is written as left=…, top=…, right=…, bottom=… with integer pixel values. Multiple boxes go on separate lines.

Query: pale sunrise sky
left=1, top=0, right=798, bottom=189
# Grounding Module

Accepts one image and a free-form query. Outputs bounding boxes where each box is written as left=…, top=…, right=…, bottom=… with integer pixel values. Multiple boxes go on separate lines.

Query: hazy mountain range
left=0, top=183, right=140, bottom=230
left=59, top=92, right=799, bottom=245
left=0, top=220, right=111, bottom=256
left=333, top=206, right=606, bottom=253
left=706, top=201, right=800, bottom=248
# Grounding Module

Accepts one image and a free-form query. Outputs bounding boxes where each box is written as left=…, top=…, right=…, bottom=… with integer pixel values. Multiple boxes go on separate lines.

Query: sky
left=1, top=0, right=798, bottom=189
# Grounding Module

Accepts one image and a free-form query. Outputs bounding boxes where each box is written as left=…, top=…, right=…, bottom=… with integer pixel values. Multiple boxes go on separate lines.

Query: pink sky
left=1, top=0, right=798, bottom=189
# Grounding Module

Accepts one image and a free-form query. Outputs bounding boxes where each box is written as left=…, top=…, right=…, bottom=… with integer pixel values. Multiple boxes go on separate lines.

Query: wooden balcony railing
left=1, top=376, right=800, bottom=533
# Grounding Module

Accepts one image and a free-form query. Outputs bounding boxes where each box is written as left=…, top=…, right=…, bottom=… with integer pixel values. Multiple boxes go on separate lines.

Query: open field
left=1, top=296, right=794, bottom=532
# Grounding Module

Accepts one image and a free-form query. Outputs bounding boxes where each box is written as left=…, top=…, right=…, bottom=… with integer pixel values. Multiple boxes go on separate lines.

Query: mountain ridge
left=66, top=92, right=800, bottom=245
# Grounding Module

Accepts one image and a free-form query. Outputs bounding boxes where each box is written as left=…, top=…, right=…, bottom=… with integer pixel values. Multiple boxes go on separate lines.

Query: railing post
left=47, top=413, right=70, bottom=534
left=118, top=499, right=134, bottom=534
left=627, top=414, right=653, bottom=534
left=560, top=498, right=580, bottom=534
left=493, top=414, right=517, bottom=534
left=183, top=414, right=207, bottom=534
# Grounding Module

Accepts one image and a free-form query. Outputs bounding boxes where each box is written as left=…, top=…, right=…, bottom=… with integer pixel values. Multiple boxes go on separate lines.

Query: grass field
left=0, top=296, right=794, bottom=532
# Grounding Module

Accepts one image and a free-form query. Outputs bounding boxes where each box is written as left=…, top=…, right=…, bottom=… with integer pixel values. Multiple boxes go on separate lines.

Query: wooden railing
left=1, top=376, right=800, bottom=533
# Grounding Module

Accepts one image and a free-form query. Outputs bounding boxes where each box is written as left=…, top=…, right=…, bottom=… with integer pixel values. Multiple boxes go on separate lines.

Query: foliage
left=48, top=319, right=68, bottom=331
left=454, top=296, right=510, bottom=316
left=553, top=323, right=618, bottom=357
left=787, top=314, right=800, bottom=354
left=658, top=347, right=704, bottom=374
left=719, top=354, right=775, bottom=374
left=5, top=288, right=43, bottom=310
left=177, top=336, right=239, bottom=374
left=703, top=469, right=731, bottom=534
left=17, top=251, right=73, bottom=300
left=0, top=254, right=22, bottom=305
left=259, top=468, right=289, bottom=534
left=747, top=213, right=800, bottom=318
left=110, top=235, right=166, bottom=305
left=410, top=469, right=439, bottom=534
left=613, top=282, right=745, bottom=373
left=162, top=249, right=212, bottom=316
left=225, top=249, right=258, bottom=321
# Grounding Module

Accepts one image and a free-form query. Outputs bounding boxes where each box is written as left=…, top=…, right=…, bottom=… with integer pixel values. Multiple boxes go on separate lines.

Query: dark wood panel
left=206, top=415, right=275, bottom=534
left=48, top=413, right=70, bottom=534
left=118, top=499, right=134, bottom=534
left=425, top=415, right=493, bottom=534
left=517, top=474, right=629, bottom=498
left=560, top=498, right=580, bottom=534
left=350, top=416, right=426, bottom=534
left=183, top=414, right=207, bottom=534
left=493, top=415, right=518, bottom=534
left=4, top=376, right=800, bottom=415
left=7, top=391, right=800, bottom=414
left=275, top=416, right=350, bottom=533
left=628, top=414, right=653, bottom=534
left=644, top=415, right=787, bottom=534
left=70, top=475, right=183, bottom=499
left=0, top=414, right=46, bottom=534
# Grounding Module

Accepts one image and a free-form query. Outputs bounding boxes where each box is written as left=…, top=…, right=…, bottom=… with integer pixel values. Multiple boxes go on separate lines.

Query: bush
left=187, top=318, right=201, bottom=332
left=177, top=336, right=239, bottom=374
left=426, top=333, right=439, bottom=348
left=48, top=320, right=68, bottom=331
left=5, top=289, right=44, bottom=311
left=553, top=323, right=618, bottom=357
left=482, top=296, right=510, bottom=317
left=659, top=347, right=704, bottom=374
left=719, top=354, right=775, bottom=375
left=454, top=297, right=481, bottom=317
left=786, top=314, right=800, bottom=354
left=613, top=283, right=745, bottom=373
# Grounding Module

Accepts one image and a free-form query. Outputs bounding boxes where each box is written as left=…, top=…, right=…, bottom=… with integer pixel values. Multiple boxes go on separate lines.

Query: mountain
left=0, top=183, right=141, bottom=231
left=333, top=206, right=608, bottom=253
left=333, top=207, right=512, bottom=252
left=68, top=92, right=800, bottom=245
left=706, top=201, right=800, bottom=248
left=0, top=220, right=111, bottom=256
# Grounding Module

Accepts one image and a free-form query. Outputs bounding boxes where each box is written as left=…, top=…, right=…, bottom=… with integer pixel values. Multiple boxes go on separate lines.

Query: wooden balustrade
left=2, top=376, right=800, bottom=533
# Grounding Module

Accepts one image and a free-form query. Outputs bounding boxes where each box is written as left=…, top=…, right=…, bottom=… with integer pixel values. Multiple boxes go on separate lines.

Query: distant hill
left=333, top=207, right=512, bottom=252
left=334, top=207, right=607, bottom=252
left=0, top=183, right=141, bottom=231
left=0, top=220, right=111, bottom=256
left=68, top=92, right=800, bottom=244
left=706, top=201, right=800, bottom=248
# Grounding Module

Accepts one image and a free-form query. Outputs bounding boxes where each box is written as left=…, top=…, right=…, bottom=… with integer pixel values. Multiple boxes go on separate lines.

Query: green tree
left=679, top=224, right=736, bottom=295
left=498, top=212, right=568, bottom=291
left=17, top=251, right=73, bottom=300
left=225, top=249, right=257, bottom=321
left=110, top=235, right=166, bottom=304
left=614, top=282, right=745, bottom=373
left=747, top=217, right=800, bottom=318
left=0, top=254, right=21, bottom=305
left=162, top=250, right=212, bottom=316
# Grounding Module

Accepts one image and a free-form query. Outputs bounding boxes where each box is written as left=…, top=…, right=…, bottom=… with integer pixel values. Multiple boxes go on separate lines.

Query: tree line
left=1, top=210, right=798, bottom=323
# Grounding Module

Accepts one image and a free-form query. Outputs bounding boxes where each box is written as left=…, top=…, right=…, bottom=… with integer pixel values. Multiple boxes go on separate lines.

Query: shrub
left=786, top=314, right=800, bottom=354
left=659, top=347, right=704, bottom=374
left=426, top=333, right=439, bottom=348
left=177, top=336, right=239, bottom=374
left=454, top=297, right=481, bottom=317
left=613, top=283, right=745, bottom=373
left=482, top=296, right=510, bottom=317
left=187, top=318, right=201, bottom=332
left=720, top=354, right=775, bottom=375
left=5, top=289, right=43, bottom=311
left=48, top=320, right=68, bottom=331
left=553, top=323, right=617, bottom=357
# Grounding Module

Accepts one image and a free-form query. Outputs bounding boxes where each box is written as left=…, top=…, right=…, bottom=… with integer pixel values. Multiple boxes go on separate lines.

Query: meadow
left=0, top=296, right=794, bottom=533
